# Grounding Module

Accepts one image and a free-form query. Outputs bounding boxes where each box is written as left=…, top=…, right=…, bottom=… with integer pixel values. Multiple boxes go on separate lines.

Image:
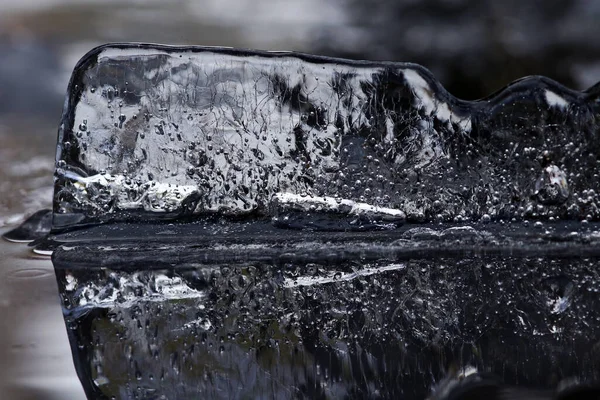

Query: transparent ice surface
left=52, top=44, right=600, bottom=230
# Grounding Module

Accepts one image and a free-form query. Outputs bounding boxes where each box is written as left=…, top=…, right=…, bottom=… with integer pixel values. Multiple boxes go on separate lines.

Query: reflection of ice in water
left=548, top=293, right=572, bottom=314
left=64, top=272, right=205, bottom=309
left=55, top=250, right=600, bottom=399
left=284, top=262, right=405, bottom=287
left=546, top=278, right=575, bottom=315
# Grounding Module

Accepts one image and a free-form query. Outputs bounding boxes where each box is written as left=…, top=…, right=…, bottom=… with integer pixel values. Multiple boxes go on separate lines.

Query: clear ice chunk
left=51, top=43, right=600, bottom=231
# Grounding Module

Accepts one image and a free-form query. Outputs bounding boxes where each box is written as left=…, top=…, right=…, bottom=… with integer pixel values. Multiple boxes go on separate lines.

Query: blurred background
left=0, top=0, right=599, bottom=398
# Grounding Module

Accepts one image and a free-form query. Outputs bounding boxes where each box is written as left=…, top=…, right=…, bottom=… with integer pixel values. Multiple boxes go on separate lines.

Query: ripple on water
left=7, top=268, right=53, bottom=280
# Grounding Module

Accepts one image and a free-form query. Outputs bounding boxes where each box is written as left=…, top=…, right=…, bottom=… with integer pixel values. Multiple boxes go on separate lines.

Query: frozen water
left=49, top=43, right=600, bottom=232
left=53, top=235, right=600, bottom=399
left=5, top=43, right=600, bottom=399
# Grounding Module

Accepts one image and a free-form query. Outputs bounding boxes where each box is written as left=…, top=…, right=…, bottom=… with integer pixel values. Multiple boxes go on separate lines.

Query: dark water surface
left=0, top=229, right=85, bottom=400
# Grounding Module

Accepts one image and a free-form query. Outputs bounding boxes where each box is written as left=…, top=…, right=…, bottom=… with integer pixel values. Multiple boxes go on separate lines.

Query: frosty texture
left=52, top=43, right=600, bottom=230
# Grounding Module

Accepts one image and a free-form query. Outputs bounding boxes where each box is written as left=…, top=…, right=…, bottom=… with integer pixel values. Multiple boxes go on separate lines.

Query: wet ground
left=0, top=228, right=85, bottom=399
